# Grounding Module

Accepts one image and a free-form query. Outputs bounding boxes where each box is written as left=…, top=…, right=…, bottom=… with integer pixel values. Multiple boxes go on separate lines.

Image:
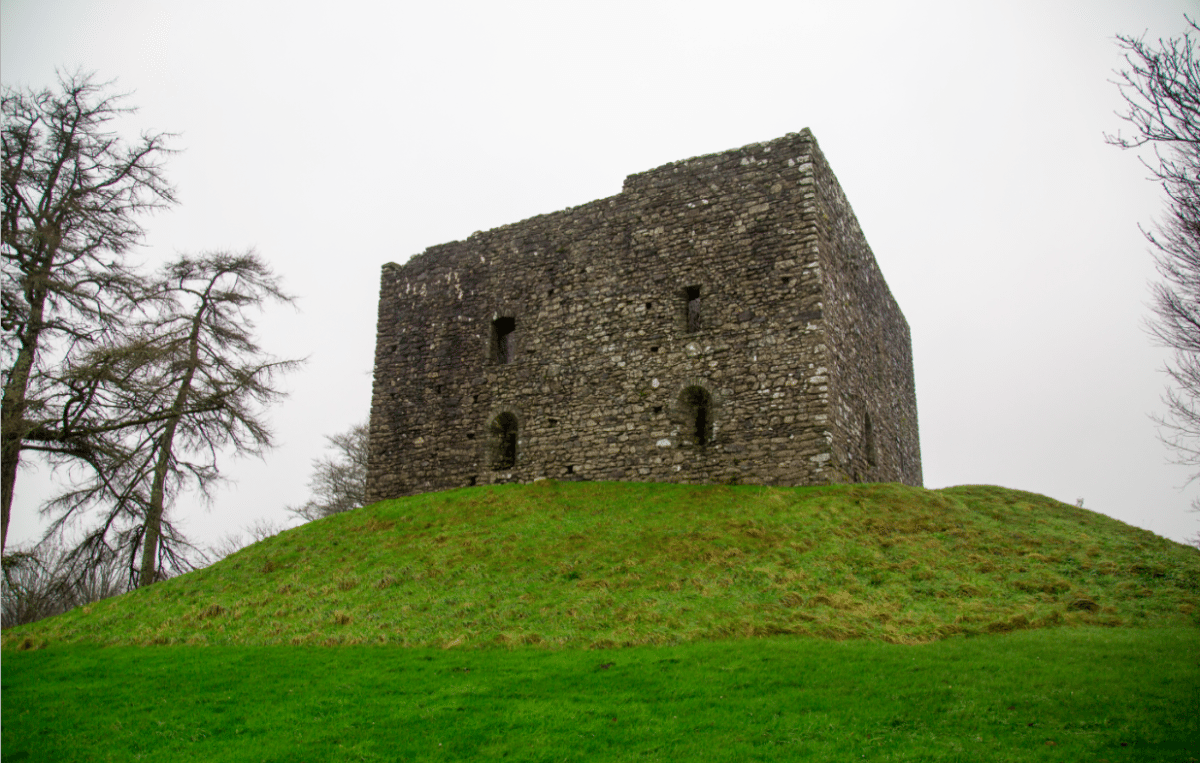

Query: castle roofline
left=621, top=128, right=817, bottom=193
left=388, top=129, right=821, bottom=273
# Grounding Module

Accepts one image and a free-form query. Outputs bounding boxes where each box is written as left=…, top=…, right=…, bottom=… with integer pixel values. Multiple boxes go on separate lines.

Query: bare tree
left=43, top=251, right=302, bottom=587
left=26, top=334, right=203, bottom=585
left=1108, top=19, right=1200, bottom=509
left=1, top=71, right=176, bottom=553
left=134, top=252, right=294, bottom=586
left=2, top=539, right=127, bottom=627
left=289, top=422, right=368, bottom=522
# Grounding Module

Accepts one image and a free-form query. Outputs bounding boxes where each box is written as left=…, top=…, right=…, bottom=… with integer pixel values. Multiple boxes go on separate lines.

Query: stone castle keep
left=365, top=129, right=921, bottom=501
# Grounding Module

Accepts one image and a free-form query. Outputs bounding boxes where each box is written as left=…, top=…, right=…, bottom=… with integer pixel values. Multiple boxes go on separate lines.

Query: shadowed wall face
left=366, top=130, right=921, bottom=500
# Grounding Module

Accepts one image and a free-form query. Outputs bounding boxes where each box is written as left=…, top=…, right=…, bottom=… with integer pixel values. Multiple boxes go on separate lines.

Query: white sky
left=3, top=0, right=1198, bottom=550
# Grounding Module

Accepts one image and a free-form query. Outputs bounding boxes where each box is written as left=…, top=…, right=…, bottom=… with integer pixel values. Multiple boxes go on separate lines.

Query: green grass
left=4, top=482, right=1197, bottom=649
left=3, top=482, right=1199, bottom=761
left=3, top=627, right=1197, bottom=762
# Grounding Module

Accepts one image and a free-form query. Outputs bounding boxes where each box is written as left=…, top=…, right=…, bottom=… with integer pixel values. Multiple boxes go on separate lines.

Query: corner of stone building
left=365, top=130, right=921, bottom=500
left=804, top=141, right=922, bottom=488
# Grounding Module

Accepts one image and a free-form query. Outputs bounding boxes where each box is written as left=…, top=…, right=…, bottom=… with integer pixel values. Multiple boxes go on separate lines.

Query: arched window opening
left=491, top=317, right=516, bottom=364
left=679, top=386, right=713, bottom=448
left=490, top=412, right=518, bottom=469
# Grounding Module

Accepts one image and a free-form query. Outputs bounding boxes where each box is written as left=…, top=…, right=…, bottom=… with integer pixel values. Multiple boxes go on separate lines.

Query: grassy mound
left=4, top=481, right=1198, bottom=649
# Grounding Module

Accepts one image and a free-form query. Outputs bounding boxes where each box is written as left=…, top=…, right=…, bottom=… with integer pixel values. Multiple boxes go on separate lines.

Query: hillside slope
left=5, top=481, right=1198, bottom=649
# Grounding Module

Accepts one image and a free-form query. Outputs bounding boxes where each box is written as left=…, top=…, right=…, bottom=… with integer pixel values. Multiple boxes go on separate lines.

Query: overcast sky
left=3, top=0, right=1198, bottom=550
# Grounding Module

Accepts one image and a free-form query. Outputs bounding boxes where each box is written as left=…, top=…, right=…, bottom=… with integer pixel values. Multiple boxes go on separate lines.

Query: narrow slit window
left=864, top=413, right=877, bottom=466
left=491, top=317, right=516, bottom=364
left=685, top=285, right=702, bottom=333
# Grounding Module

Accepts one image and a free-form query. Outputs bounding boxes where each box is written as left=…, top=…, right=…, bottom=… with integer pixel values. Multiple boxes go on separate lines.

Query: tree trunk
left=1, top=266, right=51, bottom=555
left=1, top=426, right=22, bottom=554
left=136, top=300, right=206, bottom=587
left=137, top=418, right=178, bottom=587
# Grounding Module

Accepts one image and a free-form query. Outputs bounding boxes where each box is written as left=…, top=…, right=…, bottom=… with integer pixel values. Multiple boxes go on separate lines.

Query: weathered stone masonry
left=366, top=129, right=921, bottom=501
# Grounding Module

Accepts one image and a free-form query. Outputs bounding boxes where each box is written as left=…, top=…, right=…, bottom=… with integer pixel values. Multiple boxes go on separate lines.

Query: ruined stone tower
left=366, top=129, right=921, bottom=501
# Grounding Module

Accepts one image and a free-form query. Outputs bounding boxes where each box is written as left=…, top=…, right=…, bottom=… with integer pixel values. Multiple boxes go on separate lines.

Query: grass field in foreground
left=3, top=627, right=1198, bottom=762
left=4, top=482, right=1198, bottom=649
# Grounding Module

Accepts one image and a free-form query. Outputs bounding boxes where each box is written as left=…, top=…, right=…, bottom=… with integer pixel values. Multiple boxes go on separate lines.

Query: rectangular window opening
left=491, top=317, right=516, bottom=364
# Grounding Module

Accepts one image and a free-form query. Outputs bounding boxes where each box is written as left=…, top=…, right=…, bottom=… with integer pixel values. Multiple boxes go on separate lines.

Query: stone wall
left=366, top=129, right=921, bottom=502
left=809, top=147, right=923, bottom=485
